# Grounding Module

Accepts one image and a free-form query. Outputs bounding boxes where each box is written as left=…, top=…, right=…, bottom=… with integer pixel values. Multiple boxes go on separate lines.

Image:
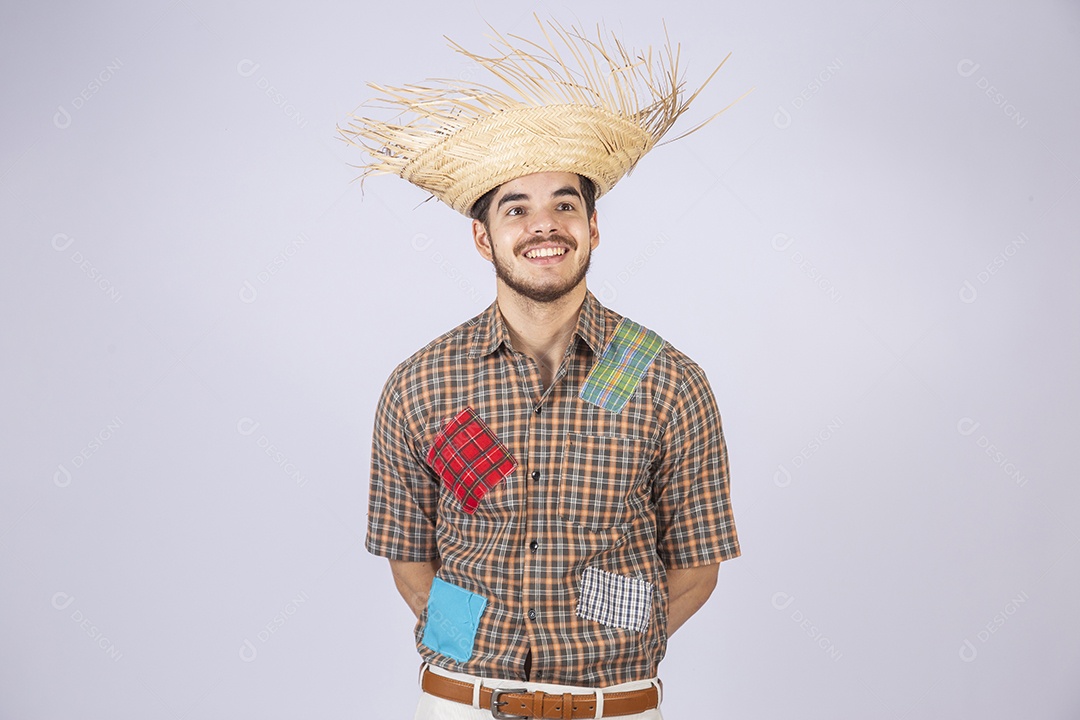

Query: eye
left=556, top=202, right=575, bottom=211
left=506, top=206, right=524, bottom=216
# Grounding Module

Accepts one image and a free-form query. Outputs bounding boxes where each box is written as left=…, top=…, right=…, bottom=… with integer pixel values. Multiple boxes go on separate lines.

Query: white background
left=2, top=1, right=1078, bottom=718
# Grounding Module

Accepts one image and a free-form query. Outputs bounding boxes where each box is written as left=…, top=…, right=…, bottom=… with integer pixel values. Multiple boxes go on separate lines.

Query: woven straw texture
left=338, top=15, right=739, bottom=215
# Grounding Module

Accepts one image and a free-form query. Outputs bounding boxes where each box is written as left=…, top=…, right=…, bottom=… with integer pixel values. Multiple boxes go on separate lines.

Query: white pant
left=414, top=663, right=664, bottom=720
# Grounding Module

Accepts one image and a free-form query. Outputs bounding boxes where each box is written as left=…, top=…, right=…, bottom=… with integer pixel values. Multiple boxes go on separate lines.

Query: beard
left=488, top=234, right=592, bottom=304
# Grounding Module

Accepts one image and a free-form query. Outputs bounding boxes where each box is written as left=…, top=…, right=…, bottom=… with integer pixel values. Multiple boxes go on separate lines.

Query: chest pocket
left=558, top=433, right=652, bottom=531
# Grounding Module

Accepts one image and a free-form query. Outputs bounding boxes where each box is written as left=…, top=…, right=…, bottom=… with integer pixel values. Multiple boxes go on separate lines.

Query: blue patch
left=421, top=577, right=488, bottom=662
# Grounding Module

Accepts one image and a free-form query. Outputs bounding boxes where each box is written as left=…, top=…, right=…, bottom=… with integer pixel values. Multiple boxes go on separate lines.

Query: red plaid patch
left=427, top=407, right=517, bottom=514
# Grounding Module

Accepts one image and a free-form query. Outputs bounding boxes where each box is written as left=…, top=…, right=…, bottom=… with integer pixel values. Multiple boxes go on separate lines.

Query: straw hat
left=338, top=15, right=744, bottom=216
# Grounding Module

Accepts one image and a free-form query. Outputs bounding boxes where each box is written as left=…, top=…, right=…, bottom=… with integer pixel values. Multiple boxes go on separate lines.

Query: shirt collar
left=469, top=288, right=608, bottom=358
left=469, top=299, right=512, bottom=358
left=574, top=289, right=608, bottom=356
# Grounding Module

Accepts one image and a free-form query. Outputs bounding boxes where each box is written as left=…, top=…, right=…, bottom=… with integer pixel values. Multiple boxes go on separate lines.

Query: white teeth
left=525, top=247, right=567, bottom=258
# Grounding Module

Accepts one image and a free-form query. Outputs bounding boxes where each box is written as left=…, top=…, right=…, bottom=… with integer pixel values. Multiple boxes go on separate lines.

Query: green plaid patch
left=579, top=319, right=664, bottom=412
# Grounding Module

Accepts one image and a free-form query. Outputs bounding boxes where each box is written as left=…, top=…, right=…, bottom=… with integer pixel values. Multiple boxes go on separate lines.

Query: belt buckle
left=490, top=687, right=529, bottom=719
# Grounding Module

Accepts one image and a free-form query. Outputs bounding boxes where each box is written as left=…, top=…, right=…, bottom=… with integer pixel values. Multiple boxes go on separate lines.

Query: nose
left=529, top=207, right=558, bottom=234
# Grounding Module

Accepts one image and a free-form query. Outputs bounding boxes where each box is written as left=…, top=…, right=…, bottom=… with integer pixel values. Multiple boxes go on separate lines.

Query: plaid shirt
left=366, top=289, right=740, bottom=687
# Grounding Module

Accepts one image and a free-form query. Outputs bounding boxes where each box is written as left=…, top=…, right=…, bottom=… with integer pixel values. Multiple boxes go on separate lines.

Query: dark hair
left=468, top=174, right=597, bottom=227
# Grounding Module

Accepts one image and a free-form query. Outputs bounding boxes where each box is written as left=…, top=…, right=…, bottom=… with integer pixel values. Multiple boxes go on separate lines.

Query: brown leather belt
left=420, top=666, right=660, bottom=719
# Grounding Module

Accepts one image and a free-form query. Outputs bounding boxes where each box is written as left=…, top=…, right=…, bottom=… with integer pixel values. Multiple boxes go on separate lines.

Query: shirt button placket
left=523, top=394, right=545, bottom=670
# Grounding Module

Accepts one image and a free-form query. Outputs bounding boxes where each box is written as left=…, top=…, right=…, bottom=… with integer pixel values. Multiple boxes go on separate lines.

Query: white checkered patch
left=576, top=567, right=654, bottom=633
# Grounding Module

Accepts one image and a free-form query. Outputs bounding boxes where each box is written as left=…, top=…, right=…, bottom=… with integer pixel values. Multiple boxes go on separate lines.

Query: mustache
left=517, top=234, right=577, bottom=254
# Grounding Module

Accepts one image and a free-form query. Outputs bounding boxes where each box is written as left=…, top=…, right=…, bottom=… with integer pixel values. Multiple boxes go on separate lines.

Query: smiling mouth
left=524, top=247, right=567, bottom=259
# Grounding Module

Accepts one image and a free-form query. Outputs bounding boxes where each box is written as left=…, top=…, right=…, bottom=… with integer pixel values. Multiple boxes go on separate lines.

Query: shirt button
left=534, top=405, right=542, bottom=414
left=531, top=470, right=540, bottom=482
left=529, top=540, right=538, bottom=552
left=527, top=609, right=537, bottom=620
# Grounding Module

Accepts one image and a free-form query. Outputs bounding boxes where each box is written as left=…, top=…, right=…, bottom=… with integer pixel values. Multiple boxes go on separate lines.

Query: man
left=341, top=17, right=741, bottom=719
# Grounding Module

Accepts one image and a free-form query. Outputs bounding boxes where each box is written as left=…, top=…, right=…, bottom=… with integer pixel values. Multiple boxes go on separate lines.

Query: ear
left=472, top=219, right=494, bottom=261
left=588, top=210, right=600, bottom=251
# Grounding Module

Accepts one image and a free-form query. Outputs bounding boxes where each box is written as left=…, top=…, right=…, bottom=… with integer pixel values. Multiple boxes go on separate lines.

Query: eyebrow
left=495, top=185, right=582, bottom=211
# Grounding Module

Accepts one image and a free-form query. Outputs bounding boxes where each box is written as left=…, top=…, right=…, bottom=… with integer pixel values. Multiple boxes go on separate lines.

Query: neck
left=496, top=282, right=586, bottom=366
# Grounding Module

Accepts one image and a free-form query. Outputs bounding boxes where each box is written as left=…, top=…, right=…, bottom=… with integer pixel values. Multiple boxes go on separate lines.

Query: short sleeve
left=652, top=362, right=740, bottom=568
left=365, top=366, right=440, bottom=561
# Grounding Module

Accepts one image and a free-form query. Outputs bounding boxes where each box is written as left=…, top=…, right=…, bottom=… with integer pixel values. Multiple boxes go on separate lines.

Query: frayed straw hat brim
left=339, top=15, right=744, bottom=215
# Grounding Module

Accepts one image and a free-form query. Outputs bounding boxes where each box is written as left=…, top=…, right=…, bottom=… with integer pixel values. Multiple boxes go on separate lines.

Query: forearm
left=389, top=558, right=442, bottom=618
left=665, top=563, right=720, bottom=636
